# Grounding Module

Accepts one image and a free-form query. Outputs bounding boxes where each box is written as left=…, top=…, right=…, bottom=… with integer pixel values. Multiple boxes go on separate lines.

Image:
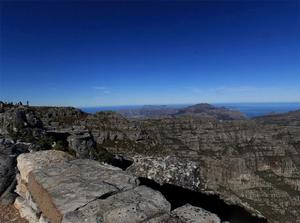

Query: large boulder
left=127, top=155, right=200, bottom=189
left=17, top=150, right=74, bottom=183
left=14, top=150, right=74, bottom=223
left=63, top=185, right=171, bottom=223
left=67, top=132, right=95, bottom=158
left=28, top=159, right=139, bottom=223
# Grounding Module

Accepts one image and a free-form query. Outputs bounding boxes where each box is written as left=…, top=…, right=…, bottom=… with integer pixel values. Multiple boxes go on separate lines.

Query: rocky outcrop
left=14, top=150, right=74, bottom=223
left=29, top=160, right=139, bottom=223
left=126, top=118, right=300, bottom=222
left=67, top=132, right=95, bottom=158
left=0, top=107, right=44, bottom=140
left=128, top=156, right=200, bottom=190
left=14, top=150, right=221, bottom=223
left=17, top=150, right=74, bottom=184
left=31, top=106, right=86, bottom=129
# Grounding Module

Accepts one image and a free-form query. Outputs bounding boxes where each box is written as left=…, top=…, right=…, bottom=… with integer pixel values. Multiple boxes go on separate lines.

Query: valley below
left=1, top=102, right=300, bottom=223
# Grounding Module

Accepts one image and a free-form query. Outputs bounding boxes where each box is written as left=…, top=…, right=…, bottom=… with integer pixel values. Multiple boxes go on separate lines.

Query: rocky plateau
left=0, top=102, right=300, bottom=223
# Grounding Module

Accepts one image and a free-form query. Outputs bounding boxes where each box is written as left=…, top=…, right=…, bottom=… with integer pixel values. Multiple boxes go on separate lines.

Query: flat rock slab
left=170, top=204, right=220, bottom=223
left=62, top=185, right=171, bottom=223
left=28, top=159, right=139, bottom=223
left=17, top=150, right=74, bottom=183
left=138, top=204, right=221, bottom=223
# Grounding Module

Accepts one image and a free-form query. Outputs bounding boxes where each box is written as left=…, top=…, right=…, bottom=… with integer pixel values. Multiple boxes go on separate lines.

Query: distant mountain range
left=254, top=109, right=300, bottom=126
left=118, top=103, right=246, bottom=120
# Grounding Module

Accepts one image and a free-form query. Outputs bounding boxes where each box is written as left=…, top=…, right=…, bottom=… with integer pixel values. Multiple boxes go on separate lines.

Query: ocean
left=80, top=102, right=300, bottom=118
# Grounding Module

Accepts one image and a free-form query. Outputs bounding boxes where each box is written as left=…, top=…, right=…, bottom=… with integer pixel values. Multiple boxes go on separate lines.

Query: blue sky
left=1, top=1, right=300, bottom=106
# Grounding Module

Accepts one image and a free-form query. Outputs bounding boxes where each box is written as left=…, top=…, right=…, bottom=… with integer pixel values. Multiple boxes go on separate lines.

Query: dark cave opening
left=108, top=155, right=133, bottom=170
left=139, top=177, right=268, bottom=223
left=47, top=132, right=70, bottom=144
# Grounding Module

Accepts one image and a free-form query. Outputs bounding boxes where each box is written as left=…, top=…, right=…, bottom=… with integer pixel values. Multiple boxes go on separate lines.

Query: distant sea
left=80, top=102, right=300, bottom=118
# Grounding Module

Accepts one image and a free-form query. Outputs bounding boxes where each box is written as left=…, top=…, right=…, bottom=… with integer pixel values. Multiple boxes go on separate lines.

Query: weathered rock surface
left=63, top=185, right=171, bottom=223
left=128, top=155, right=200, bottom=189
left=14, top=150, right=220, bottom=223
left=67, top=132, right=95, bottom=158
left=14, top=150, right=74, bottom=223
left=17, top=150, right=74, bottom=183
left=142, top=204, right=221, bottom=223
left=14, top=196, right=40, bottom=223
left=28, top=159, right=139, bottom=223
left=170, top=204, right=220, bottom=223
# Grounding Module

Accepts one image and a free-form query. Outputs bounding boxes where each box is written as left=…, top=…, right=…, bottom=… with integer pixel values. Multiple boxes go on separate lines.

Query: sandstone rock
left=67, top=132, right=95, bottom=158
left=17, top=150, right=74, bottom=183
left=14, top=196, right=39, bottom=223
left=39, top=215, right=50, bottom=223
left=15, top=174, right=28, bottom=199
left=62, top=185, right=171, bottom=223
left=127, top=155, right=200, bottom=189
left=28, top=159, right=139, bottom=223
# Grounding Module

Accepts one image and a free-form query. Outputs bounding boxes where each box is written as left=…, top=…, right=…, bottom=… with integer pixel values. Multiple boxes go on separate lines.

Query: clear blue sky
left=1, top=1, right=299, bottom=106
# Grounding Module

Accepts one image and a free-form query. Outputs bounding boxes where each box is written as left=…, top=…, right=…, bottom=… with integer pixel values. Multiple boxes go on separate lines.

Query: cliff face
left=85, top=114, right=300, bottom=222
left=128, top=118, right=300, bottom=222
left=1, top=105, right=300, bottom=222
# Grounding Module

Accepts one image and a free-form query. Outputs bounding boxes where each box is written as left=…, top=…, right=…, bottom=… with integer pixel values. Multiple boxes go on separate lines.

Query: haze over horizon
left=1, top=1, right=300, bottom=106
